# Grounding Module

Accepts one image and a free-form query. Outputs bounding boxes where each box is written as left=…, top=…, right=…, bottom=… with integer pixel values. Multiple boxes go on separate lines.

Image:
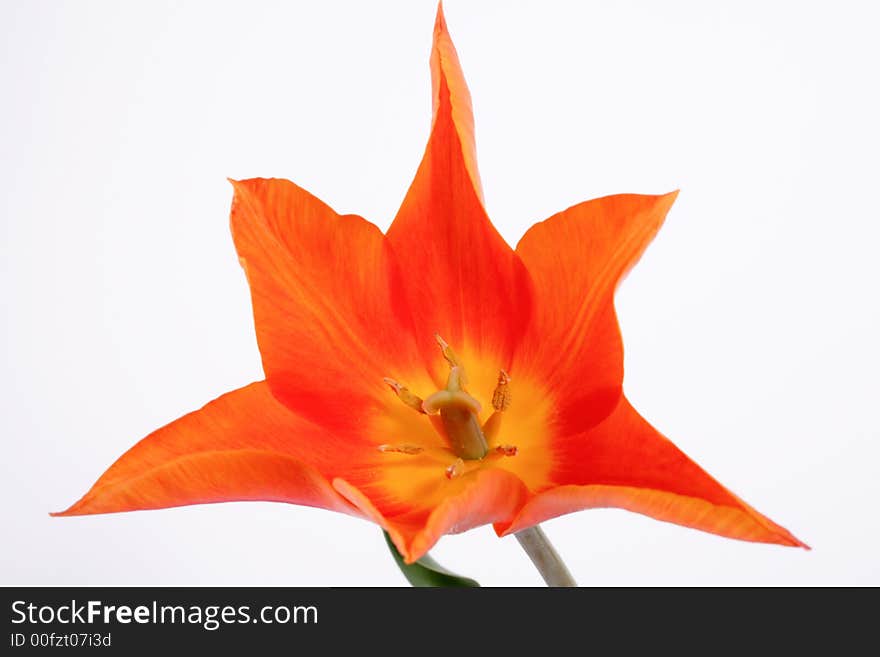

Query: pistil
left=422, top=365, right=488, bottom=460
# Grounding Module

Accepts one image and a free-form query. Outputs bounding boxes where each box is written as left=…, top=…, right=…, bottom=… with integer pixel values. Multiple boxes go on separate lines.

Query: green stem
left=514, top=525, right=577, bottom=587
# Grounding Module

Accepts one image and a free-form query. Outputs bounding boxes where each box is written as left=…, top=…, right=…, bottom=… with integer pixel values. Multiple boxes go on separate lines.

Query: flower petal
left=386, top=5, right=532, bottom=375
left=496, top=396, right=807, bottom=548
left=230, top=177, right=422, bottom=434
left=429, top=3, right=482, bottom=203
left=54, top=382, right=359, bottom=517
left=334, top=468, right=528, bottom=563
left=514, top=192, right=678, bottom=434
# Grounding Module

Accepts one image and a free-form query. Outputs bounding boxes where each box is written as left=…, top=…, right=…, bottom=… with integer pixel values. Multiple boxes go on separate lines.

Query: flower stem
left=514, top=525, right=577, bottom=587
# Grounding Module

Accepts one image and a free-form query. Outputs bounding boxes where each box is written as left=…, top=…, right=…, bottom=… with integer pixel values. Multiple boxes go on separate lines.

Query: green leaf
left=383, top=531, right=480, bottom=587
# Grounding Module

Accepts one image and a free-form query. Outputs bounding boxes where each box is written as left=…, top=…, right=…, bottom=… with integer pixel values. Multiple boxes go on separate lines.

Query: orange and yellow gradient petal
left=386, top=5, right=532, bottom=379
left=53, top=382, right=361, bottom=518
left=497, top=397, right=808, bottom=549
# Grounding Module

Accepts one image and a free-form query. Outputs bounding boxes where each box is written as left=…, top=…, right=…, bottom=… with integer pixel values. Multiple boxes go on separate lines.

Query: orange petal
left=497, top=396, right=807, bottom=548
left=514, top=192, right=678, bottom=434
left=386, top=5, right=531, bottom=373
left=230, top=178, right=422, bottom=434
left=335, top=468, right=528, bottom=563
left=54, top=382, right=359, bottom=517
left=430, top=2, right=482, bottom=203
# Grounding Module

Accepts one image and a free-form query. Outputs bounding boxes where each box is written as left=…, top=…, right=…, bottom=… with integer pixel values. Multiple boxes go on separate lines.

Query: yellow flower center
left=380, top=335, right=520, bottom=478
left=361, top=337, right=554, bottom=515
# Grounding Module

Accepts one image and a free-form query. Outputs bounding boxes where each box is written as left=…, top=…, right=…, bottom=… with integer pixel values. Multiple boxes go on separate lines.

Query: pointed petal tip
left=50, top=498, right=84, bottom=517
left=431, top=1, right=458, bottom=74
left=228, top=177, right=282, bottom=191
left=753, top=526, right=810, bottom=550
left=431, top=1, right=455, bottom=67
left=434, top=1, right=446, bottom=27
left=51, top=492, right=113, bottom=517
left=50, top=498, right=101, bottom=518
left=781, top=530, right=811, bottom=551
left=227, top=178, right=252, bottom=197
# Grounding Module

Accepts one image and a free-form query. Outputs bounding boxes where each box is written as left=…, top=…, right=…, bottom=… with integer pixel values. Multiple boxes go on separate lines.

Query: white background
left=3, top=0, right=878, bottom=586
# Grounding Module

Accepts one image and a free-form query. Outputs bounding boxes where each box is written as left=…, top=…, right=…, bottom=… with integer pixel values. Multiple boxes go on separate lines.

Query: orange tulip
left=55, top=5, right=806, bottom=564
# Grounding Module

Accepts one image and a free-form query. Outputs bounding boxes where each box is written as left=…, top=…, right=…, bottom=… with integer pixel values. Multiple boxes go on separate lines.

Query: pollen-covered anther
left=491, top=369, right=511, bottom=412
left=445, top=458, right=465, bottom=479
left=378, top=443, right=425, bottom=455
left=383, top=377, right=426, bottom=414
left=482, top=370, right=511, bottom=442
left=495, top=444, right=518, bottom=457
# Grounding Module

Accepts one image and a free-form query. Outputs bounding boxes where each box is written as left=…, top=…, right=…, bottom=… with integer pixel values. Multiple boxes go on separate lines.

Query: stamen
left=483, top=370, right=510, bottom=442
left=383, top=377, right=426, bottom=414
left=445, top=458, right=465, bottom=479
left=435, top=333, right=460, bottom=368
left=378, top=443, right=425, bottom=455
left=482, top=411, right=502, bottom=442
left=492, top=370, right=511, bottom=412
left=495, top=444, right=518, bottom=457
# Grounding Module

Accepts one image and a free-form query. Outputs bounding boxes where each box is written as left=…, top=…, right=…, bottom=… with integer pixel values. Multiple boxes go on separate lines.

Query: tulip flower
left=55, top=4, right=806, bottom=585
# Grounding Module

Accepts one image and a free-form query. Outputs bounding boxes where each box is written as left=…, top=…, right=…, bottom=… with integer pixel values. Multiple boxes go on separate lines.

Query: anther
left=491, top=370, right=511, bottom=412
left=483, top=369, right=511, bottom=442
left=383, top=377, right=426, bottom=414
left=495, top=445, right=518, bottom=457
left=378, top=443, right=425, bottom=455
left=445, top=458, right=465, bottom=479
